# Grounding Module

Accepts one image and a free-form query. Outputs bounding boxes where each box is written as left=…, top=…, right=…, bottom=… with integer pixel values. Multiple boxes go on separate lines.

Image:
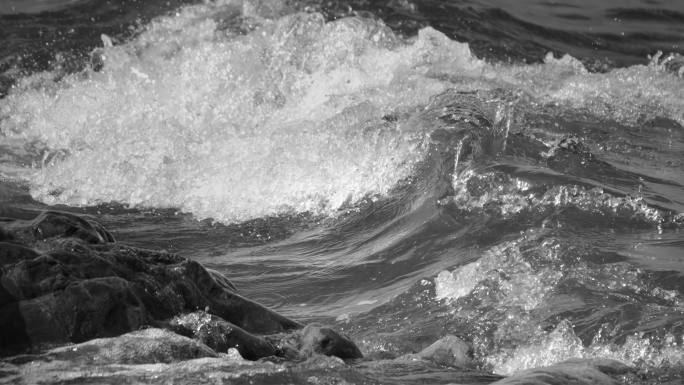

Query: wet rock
left=207, top=268, right=239, bottom=292
left=415, top=335, right=472, bottom=368
left=167, top=311, right=277, bottom=360
left=52, top=328, right=217, bottom=364
left=9, top=328, right=216, bottom=365
left=7, top=210, right=115, bottom=245
left=0, top=242, right=38, bottom=265
left=0, top=210, right=301, bottom=355
left=492, top=358, right=632, bottom=385
left=298, top=324, right=363, bottom=360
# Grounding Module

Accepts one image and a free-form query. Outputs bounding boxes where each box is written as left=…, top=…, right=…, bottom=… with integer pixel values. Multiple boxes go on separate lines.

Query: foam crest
left=0, top=3, right=481, bottom=222
left=448, top=169, right=671, bottom=226
left=1, top=0, right=682, bottom=222
left=493, top=53, right=684, bottom=125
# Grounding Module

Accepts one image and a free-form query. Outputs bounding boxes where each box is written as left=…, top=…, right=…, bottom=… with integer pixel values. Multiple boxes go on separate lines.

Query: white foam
left=434, top=235, right=684, bottom=376
left=1, top=5, right=474, bottom=222
left=434, top=238, right=562, bottom=311
left=487, top=319, right=684, bottom=376
left=491, top=52, right=684, bottom=125
left=1, top=0, right=682, bottom=222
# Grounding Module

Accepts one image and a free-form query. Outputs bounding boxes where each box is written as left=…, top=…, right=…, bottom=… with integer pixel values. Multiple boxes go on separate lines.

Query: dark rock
left=0, top=210, right=363, bottom=363
left=207, top=268, right=239, bottom=292
left=17, top=276, right=146, bottom=344
left=0, top=228, right=15, bottom=242
left=168, top=311, right=277, bottom=360
left=0, top=242, right=38, bottom=266
left=299, top=324, right=363, bottom=360
left=0, top=210, right=302, bottom=356
left=165, top=312, right=366, bottom=362
left=7, top=210, right=116, bottom=245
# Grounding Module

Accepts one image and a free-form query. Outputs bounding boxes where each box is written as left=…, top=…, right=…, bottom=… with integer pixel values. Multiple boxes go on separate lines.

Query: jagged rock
left=0, top=210, right=301, bottom=355
left=166, top=312, right=365, bottom=362
left=492, top=358, right=632, bottom=385
left=6, top=210, right=115, bottom=246
left=167, top=311, right=277, bottom=360
left=0, top=210, right=363, bottom=363
left=298, top=324, right=363, bottom=360
left=0, top=242, right=38, bottom=265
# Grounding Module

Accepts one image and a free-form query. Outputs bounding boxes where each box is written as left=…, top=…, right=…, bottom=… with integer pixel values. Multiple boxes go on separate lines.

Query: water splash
left=434, top=231, right=684, bottom=377
left=2, top=6, right=480, bottom=222
left=448, top=169, right=671, bottom=227
left=487, top=320, right=684, bottom=376
left=434, top=236, right=562, bottom=311
left=1, top=0, right=683, bottom=223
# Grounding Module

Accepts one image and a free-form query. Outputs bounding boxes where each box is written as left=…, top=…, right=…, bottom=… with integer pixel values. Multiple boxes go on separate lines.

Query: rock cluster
left=0, top=210, right=361, bottom=362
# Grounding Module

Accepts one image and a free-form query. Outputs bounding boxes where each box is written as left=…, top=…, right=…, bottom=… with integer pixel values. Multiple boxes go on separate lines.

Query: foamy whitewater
left=0, top=0, right=683, bottom=383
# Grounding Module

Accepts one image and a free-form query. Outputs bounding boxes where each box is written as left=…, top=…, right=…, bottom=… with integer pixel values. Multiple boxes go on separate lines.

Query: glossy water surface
left=1, top=0, right=683, bottom=383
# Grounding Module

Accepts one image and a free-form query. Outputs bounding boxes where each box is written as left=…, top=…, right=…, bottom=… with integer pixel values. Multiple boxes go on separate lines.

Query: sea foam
left=1, top=0, right=682, bottom=223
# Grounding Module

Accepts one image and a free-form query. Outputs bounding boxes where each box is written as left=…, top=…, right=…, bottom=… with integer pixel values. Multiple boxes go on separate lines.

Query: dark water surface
left=1, top=0, right=684, bottom=383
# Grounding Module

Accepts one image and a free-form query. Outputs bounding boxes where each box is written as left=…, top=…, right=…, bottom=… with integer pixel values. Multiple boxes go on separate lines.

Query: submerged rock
left=298, top=324, right=363, bottom=360
left=167, top=311, right=278, bottom=360
left=0, top=210, right=301, bottom=355
left=14, top=328, right=218, bottom=365
left=492, top=358, right=632, bottom=385
left=389, top=334, right=473, bottom=369
left=414, top=335, right=472, bottom=368
left=167, top=313, right=364, bottom=361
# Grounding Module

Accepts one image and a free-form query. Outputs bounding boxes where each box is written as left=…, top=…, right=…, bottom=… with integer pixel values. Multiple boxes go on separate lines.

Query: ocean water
left=1, top=0, right=683, bottom=383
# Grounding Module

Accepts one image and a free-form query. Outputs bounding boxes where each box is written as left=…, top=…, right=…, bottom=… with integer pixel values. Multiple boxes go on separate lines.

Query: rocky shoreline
left=0, top=210, right=360, bottom=361
left=0, top=210, right=636, bottom=384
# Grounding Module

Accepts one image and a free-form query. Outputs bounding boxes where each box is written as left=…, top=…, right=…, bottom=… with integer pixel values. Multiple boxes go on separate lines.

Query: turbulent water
left=1, top=0, right=684, bottom=383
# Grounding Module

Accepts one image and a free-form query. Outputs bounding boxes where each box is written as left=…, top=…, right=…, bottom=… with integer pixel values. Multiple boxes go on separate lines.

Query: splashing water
left=1, top=1, right=684, bottom=384
left=1, top=1, right=683, bottom=223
